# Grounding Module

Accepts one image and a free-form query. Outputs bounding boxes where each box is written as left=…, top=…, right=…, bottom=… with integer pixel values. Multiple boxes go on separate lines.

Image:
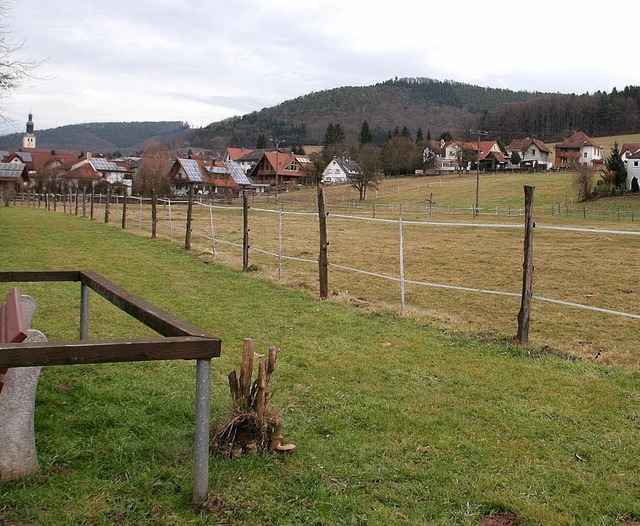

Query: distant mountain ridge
left=0, top=121, right=189, bottom=155
left=185, top=77, right=556, bottom=150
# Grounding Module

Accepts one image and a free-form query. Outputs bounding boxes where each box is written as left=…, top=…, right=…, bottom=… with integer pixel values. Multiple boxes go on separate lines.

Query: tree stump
left=210, top=338, right=294, bottom=457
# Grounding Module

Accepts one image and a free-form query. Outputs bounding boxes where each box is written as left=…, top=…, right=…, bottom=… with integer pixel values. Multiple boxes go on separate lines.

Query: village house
left=507, top=138, right=552, bottom=170
left=322, top=156, right=361, bottom=184
left=248, top=150, right=313, bottom=187
left=554, top=131, right=603, bottom=169
left=65, top=154, right=132, bottom=193
left=0, top=162, right=28, bottom=205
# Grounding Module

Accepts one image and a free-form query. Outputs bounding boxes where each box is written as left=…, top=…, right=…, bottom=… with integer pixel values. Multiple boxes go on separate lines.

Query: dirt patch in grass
left=480, top=511, right=523, bottom=526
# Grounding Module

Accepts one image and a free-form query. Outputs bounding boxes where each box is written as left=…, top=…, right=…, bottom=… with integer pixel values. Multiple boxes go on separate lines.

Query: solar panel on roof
left=89, top=157, right=126, bottom=172
left=0, top=162, right=25, bottom=179
left=225, top=160, right=253, bottom=186
left=178, top=158, right=205, bottom=182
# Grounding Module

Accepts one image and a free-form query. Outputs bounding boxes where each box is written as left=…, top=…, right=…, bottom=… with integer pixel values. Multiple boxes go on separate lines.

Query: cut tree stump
left=211, top=338, right=295, bottom=457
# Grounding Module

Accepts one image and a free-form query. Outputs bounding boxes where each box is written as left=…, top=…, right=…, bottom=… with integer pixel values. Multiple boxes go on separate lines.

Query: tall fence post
left=317, top=182, right=329, bottom=299
left=121, top=193, right=127, bottom=230
left=168, top=197, right=174, bottom=243
left=242, top=191, right=249, bottom=272
left=399, top=208, right=406, bottom=316
left=208, top=202, right=216, bottom=258
left=185, top=185, right=194, bottom=250
left=104, top=185, right=111, bottom=224
left=516, top=185, right=535, bottom=345
left=278, top=206, right=283, bottom=282
left=151, top=190, right=157, bottom=239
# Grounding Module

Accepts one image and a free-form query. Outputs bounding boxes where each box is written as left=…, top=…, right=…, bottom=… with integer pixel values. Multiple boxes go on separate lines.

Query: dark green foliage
left=359, top=120, right=373, bottom=144
left=416, top=126, right=424, bottom=143
left=322, top=122, right=345, bottom=148
left=604, top=142, right=627, bottom=189
left=632, top=176, right=639, bottom=192
left=510, top=151, right=521, bottom=166
left=439, top=131, right=452, bottom=142
left=256, top=133, right=269, bottom=149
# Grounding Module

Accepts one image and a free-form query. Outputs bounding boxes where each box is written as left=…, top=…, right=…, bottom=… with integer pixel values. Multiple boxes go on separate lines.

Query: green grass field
left=0, top=207, right=638, bottom=525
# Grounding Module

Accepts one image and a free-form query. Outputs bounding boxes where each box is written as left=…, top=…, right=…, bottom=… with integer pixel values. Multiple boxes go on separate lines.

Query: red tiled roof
left=226, top=147, right=254, bottom=161
left=555, top=131, right=601, bottom=149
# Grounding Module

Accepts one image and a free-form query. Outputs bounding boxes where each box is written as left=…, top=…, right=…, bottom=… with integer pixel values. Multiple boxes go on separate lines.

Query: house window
left=584, top=152, right=588, bottom=158
left=634, top=161, right=639, bottom=167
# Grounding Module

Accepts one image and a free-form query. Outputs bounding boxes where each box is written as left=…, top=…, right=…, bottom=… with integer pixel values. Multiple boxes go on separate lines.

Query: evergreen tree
left=426, top=130, right=432, bottom=141
left=359, top=120, right=374, bottom=144
left=416, top=127, right=424, bottom=144
left=256, top=133, right=269, bottom=149
left=439, top=131, right=452, bottom=142
left=323, top=122, right=345, bottom=148
left=400, top=126, right=411, bottom=140
left=604, top=142, right=627, bottom=190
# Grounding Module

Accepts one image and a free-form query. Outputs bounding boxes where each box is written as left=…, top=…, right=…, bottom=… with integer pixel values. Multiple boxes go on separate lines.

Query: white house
left=322, top=156, right=360, bottom=184
left=507, top=138, right=552, bottom=169
left=626, top=151, right=640, bottom=190
left=554, top=131, right=604, bottom=169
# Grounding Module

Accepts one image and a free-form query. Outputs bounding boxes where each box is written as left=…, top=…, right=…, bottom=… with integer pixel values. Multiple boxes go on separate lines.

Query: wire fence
left=9, top=190, right=640, bottom=355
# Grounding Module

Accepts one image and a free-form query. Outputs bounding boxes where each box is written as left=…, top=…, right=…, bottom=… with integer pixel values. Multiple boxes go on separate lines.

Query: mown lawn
left=0, top=207, right=638, bottom=525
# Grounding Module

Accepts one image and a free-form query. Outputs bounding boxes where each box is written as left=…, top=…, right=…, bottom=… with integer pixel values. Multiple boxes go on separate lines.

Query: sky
left=0, top=0, right=638, bottom=136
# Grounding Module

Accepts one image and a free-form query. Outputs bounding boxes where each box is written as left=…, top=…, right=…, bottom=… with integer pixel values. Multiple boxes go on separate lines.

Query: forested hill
left=0, top=121, right=189, bottom=155
left=185, top=78, right=640, bottom=150
left=186, top=78, right=554, bottom=150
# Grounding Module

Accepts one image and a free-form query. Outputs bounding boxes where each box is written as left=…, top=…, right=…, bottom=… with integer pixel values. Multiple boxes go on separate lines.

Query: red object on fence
left=0, top=287, right=28, bottom=395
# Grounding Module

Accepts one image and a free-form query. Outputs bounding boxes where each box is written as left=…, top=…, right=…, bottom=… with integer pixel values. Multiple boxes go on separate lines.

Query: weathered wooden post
left=151, top=189, right=157, bottom=239
left=121, top=192, right=127, bottom=230
left=242, top=191, right=249, bottom=272
left=185, top=185, right=194, bottom=249
left=317, top=182, right=329, bottom=299
left=399, top=206, right=406, bottom=315
left=104, top=185, right=111, bottom=224
left=516, top=185, right=535, bottom=345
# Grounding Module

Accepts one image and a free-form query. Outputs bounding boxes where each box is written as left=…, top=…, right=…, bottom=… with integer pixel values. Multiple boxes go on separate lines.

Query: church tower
left=22, top=112, right=36, bottom=149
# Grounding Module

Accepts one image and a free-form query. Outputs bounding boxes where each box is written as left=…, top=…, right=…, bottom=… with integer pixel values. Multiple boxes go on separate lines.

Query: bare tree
left=573, top=164, right=595, bottom=201
left=352, top=143, right=381, bottom=200
left=0, top=5, right=41, bottom=120
left=134, top=140, right=172, bottom=197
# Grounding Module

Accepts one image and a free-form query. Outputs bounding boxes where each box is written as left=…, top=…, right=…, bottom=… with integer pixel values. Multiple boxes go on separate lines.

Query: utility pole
left=470, top=129, right=488, bottom=216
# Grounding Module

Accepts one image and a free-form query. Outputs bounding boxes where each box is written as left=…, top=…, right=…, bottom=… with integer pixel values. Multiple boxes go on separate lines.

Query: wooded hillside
left=0, top=121, right=189, bottom=155
left=185, top=78, right=553, bottom=150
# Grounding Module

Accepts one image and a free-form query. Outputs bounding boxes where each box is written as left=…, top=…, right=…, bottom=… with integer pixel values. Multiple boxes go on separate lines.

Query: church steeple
left=22, top=112, right=35, bottom=149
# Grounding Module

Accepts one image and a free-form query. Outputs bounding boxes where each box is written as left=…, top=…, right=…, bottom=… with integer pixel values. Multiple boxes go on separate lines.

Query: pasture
left=0, top=206, right=638, bottom=525
left=33, top=169, right=640, bottom=370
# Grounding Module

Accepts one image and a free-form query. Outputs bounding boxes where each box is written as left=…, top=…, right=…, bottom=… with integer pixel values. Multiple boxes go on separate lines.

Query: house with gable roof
left=66, top=153, right=131, bottom=192
left=0, top=162, right=28, bottom=204
left=507, top=138, right=552, bottom=170
left=248, top=150, right=313, bottom=187
left=322, top=156, right=361, bottom=184
left=554, top=131, right=603, bottom=169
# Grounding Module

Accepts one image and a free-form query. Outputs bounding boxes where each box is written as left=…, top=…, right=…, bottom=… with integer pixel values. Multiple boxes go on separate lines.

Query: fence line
left=9, top=192, right=640, bottom=327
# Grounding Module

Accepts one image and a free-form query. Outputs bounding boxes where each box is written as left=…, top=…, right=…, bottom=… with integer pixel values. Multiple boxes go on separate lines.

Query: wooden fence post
left=317, top=182, right=329, bottom=299
left=151, top=189, right=157, bottom=239
left=90, top=191, right=94, bottom=220
left=185, top=185, right=194, bottom=249
left=104, top=185, right=111, bottom=224
left=242, top=191, right=249, bottom=272
left=399, top=208, right=406, bottom=315
left=121, top=192, right=127, bottom=230
left=516, top=185, right=535, bottom=345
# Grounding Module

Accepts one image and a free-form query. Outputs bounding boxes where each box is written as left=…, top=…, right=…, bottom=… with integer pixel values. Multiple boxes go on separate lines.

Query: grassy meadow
left=0, top=202, right=639, bottom=525
left=59, top=169, right=640, bottom=370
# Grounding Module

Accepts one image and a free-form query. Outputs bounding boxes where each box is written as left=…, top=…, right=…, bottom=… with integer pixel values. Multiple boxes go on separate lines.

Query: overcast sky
left=1, top=0, right=638, bottom=136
